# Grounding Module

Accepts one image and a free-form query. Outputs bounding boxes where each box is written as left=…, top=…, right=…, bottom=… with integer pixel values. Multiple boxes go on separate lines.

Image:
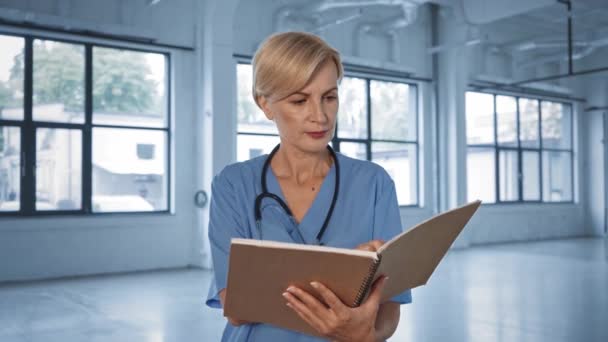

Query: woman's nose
left=310, top=99, right=328, bottom=123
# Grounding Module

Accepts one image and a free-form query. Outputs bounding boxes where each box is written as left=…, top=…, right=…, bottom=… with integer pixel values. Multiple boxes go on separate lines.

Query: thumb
left=363, top=275, right=388, bottom=309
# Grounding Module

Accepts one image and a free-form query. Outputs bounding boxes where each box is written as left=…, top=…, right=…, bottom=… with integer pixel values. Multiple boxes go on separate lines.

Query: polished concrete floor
left=0, top=237, right=606, bottom=342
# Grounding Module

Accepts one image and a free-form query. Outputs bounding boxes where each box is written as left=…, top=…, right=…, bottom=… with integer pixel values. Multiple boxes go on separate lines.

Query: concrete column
left=193, top=0, right=239, bottom=268
left=434, top=7, right=471, bottom=247
left=583, top=77, right=607, bottom=236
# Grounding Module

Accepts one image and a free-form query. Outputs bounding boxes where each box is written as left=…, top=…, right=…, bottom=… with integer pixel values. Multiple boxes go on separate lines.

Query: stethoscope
left=254, top=144, right=340, bottom=245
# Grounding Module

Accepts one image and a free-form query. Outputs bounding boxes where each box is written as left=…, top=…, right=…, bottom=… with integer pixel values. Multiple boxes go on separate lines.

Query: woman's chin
left=308, top=140, right=332, bottom=152
left=291, top=140, right=331, bottom=154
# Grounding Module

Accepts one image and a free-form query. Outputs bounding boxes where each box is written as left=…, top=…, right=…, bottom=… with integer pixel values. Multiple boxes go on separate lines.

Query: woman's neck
left=271, top=143, right=332, bottom=185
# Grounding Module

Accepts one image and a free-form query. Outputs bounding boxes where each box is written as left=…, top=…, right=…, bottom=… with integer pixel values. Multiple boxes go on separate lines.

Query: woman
left=206, top=31, right=412, bottom=341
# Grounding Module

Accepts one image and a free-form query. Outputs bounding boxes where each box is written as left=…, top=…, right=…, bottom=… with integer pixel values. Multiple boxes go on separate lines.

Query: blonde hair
left=252, top=31, right=343, bottom=107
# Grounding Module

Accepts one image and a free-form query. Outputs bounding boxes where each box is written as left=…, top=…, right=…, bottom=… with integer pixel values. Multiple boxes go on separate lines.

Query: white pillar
left=193, top=0, right=239, bottom=268
left=583, top=77, right=607, bottom=236
left=435, top=8, right=471, bottom=247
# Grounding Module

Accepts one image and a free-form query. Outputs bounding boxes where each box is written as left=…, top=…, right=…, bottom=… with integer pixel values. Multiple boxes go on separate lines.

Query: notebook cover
left=372, top=200, right=482, bottom=302
left=224, top=200, right=482, bottom=335
left=224, top=240, right=378, bottom=336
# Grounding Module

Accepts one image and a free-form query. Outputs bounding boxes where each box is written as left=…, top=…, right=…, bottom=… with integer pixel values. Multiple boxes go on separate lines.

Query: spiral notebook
left=224, top=200, right=482, bottom=336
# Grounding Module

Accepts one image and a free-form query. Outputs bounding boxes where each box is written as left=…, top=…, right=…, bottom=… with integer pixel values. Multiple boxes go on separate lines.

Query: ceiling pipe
left=275, top=0, right=426, bottom=63
left=303, top=0, right=426, bottom=13
left=513, top=40, right=588, bottom=52
left=389, top=31, right=400, bottom=63
left=312, top=8, right=363, bottom=33
left=514, top=37, right=608, bottom=52
left=427, top=38, right=482, bottom=54
left=354, top=23, right=373, bottom=57
left=511, top=65, right=608, bottom=86
left=274, top=7, right=293, bottom=32
left=511, top=0, right=608, bottom=84
left=461, top=0, right=554, bottom=25
left=353, top=2, right=420, bottom=63
left=519, top=46, right=595, bottom=69
left=517, top=36, right=608, bottom=68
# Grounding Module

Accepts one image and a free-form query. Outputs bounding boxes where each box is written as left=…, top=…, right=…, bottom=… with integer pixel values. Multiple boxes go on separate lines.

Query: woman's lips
left=306, top=130, right=328, bottom=139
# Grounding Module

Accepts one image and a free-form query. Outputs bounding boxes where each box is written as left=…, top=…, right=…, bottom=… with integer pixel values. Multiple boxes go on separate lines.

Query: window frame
left=0, top=30, right=172, bottom=217
left=235, top=62, right=421, bottom=208
left=466, top=90, right=575, bottom=205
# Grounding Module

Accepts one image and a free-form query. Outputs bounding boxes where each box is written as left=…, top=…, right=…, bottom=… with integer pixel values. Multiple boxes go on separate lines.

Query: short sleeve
left=372, top=171, right=413, bottom=305
left=205, top=170, right=248, bottom=309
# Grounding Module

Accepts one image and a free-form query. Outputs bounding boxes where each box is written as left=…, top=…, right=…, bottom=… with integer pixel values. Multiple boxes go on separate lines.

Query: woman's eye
left=292, top=99, right=306, bottom=105
left=324, top=95, right=337, bottom=101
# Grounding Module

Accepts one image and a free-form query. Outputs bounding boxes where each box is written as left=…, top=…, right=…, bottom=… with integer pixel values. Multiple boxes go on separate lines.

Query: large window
left=0, top=33, right=170, bottom=215
left=466, top=91, right=574, bottom=204
left=236, top=63, right=419, bottom=206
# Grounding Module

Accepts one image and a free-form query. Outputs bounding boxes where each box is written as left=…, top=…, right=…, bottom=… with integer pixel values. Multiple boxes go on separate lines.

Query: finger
left=356, top=243, right=375, bottom=251
left=283, top=291, right=327, bottom=331
left=356, top=240, right=386, bottom=252
left=363, top=275, right=388, bottom=309
left=285, top=286, right=331, bottom=314
left=369, top=239, right=385, bottom=251
left=227, top=317, right=249, bottom=326
left=310, top=282, right=348, bottom=312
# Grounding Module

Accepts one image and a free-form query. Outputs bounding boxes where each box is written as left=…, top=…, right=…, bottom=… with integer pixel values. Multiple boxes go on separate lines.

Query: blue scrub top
left=206, top=152, right=412, bottom=341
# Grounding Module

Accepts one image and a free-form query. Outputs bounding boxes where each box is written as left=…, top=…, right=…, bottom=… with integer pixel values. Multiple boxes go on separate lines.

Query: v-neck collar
left=264, top=157, right=337, bottom=245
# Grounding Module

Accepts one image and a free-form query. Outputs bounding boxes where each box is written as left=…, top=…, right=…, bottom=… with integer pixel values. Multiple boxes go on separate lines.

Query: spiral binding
left=353, top=255, right=382, bottom=307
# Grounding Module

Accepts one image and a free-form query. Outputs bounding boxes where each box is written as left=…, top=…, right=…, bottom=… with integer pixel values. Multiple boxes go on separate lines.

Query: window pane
left=33, top=40, right=85, bottom=123
left=93, top=128, right=167, bottom=212
left=0, top=35, right=24, bottom=120
left=466, top=92, right=494, bottom=144
left=236, top=134, right=279, bottom=162
left=499, top=150, right=519, bottom=201
left=339, top=141, right=366, bottom=160
left=93, top=47, right=167, bottom=128
left=338, top=77, right=367, bottom=139
left=542, top=102, right=572, bottom=149
left=522, top=151, right=540, bottom=201
left=371, top=81, right=416, bottom=141
left=519, top=98, right=540, bottom=148
left=0, top=126, right=20, bottom=211
left=371, top=142, right=417, bottom=206
left=237, top=64, right=277, bottom=135
left=543, top=151, right=572, bottom=202
left=36, top=128, right=82, bottom=210
left=496, top=95, right=517, bottom=147
left=467, top=147, right=495, bottom=203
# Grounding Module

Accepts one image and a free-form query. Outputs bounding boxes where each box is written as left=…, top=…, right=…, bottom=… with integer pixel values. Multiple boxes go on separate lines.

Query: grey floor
left=0, top=238, right=606, bottom=342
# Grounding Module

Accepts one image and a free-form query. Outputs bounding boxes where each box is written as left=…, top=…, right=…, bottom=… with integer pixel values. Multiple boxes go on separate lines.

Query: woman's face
left=259, top=60, right=339, bottom=154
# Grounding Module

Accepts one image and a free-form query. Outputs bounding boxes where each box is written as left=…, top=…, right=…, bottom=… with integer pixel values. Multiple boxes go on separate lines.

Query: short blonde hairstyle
left=252, top=31, right=343, bottom=107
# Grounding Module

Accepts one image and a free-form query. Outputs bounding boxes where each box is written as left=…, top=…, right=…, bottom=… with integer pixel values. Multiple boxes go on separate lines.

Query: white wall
left=0, top=0, right=205, bottom=282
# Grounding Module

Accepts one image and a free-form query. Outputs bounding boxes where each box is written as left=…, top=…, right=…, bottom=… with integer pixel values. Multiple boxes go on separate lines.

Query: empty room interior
left=0, top=0, right=607, bottom=341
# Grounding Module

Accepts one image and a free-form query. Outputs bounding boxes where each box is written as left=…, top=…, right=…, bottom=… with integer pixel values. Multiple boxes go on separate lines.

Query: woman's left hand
left=283, top=275, right=388, bottom=342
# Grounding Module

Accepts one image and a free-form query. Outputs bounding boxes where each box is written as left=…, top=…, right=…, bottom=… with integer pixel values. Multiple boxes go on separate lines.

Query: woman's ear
left=258, top=96, right=274, bottom=121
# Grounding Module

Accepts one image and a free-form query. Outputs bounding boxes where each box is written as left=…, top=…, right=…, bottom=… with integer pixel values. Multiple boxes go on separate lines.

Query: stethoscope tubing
left=254, top=144, right=340, bottom=245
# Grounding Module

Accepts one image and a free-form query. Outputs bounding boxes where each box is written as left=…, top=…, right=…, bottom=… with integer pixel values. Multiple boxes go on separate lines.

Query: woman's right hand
left=219, top=289, right=252, bottom=326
